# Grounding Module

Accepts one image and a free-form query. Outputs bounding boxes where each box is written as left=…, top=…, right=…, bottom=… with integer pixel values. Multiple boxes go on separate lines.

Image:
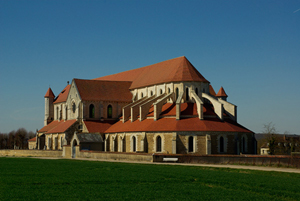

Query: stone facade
left=105, top=131, right=255, bottom=155
left=35, top=56, right=255, bottom=156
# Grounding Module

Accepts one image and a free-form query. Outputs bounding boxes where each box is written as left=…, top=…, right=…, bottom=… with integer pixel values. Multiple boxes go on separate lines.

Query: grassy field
left=0, top=158, right=299, bottom=201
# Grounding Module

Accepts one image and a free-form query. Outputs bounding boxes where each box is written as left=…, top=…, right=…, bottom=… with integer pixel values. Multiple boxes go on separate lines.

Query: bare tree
left=263, top=122, right=278, bottom=155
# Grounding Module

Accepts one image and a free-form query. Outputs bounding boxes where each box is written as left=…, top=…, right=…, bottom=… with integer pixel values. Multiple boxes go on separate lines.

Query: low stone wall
left=0, top=149, right=62, bottom=158
left=77, top=150, right=153, bottom=162
left=153, top=154, right=300, bottom=168
left=2, top=149, right=299, bottom=168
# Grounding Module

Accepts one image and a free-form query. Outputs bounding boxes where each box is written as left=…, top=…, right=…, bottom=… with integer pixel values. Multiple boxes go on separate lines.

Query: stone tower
left=216, top=87, right=228, bottom=101
left=44, top=88, right=55, bottom=126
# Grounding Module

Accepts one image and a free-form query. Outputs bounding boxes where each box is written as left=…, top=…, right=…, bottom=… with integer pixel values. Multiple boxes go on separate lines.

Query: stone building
left=259, top=134, right=300, bottom=155
left=32, top=56, right=255, bottom=155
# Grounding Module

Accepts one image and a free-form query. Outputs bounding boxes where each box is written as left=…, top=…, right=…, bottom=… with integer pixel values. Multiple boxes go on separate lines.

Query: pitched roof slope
left=44, top=88, right=55, bottom=98
left=105, top=118, right=252, bottom=133
left=84, top=120, right=116, bottom=133
left=209, top=85, right=216, bottom=96
left=54, top=85, right=71, bottom=104
left=94, top=56, right=209, bottom=89
left=45, top=119, right=77, bottom=134
left=38, top=120, right=61, bottom=133
left=28, top=137, right=36, bottom=142
left=74, top=79, right=132, bottom=102
left=38, top=119, right=77, bottom=134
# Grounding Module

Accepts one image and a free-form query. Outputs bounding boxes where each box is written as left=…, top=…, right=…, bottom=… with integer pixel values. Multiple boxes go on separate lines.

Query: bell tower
left=44, top=88, right=55, bottom=126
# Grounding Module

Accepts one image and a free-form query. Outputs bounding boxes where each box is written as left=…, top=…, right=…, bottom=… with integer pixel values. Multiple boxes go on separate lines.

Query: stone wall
left=153, top=154, right=300, bottom=168
left=77, top=151, right=153, bottom=162
left=0, top=149, right=62, bottom=157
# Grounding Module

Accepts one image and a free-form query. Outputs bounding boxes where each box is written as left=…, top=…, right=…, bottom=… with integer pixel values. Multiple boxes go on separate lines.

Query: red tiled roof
left=74, top=79, right=132, bottom=102
left=38, top=120, right=77, bottom=134
left=216, top=87, right=228, bottom=97
left=28, top=137, right=36, bottom=142
left=84, top=120, right=116, bottom=133
left=209, top=85, right=216, bottom=96
left=44, top=88, right=55, bottom=98
left=54, top=85, right=71, bottom=104
left=45, top=119, right=77, bottom=134
left=94, top=56, right=209, bottom=89
left=105, top=117, right=252, bottom=133
left=38, top=120, right=61, bottom=133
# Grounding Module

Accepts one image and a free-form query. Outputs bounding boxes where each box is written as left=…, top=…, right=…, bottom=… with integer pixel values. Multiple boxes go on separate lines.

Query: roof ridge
left=93, top=56, right=209, bottom=89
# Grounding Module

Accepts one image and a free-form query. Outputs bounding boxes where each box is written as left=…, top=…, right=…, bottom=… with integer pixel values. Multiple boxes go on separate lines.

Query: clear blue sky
left=1, top=0, right=299, bottom=134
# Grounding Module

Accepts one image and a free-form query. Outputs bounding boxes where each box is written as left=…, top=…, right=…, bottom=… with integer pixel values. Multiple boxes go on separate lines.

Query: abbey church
left=31, top=56, right=255, bottom=155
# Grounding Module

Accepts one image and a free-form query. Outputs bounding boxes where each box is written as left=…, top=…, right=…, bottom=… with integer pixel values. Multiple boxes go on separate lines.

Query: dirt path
left=32, top=156, right=300, bottom=174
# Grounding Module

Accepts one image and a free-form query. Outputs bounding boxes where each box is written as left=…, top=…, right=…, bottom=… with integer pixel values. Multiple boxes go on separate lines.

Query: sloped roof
left=54, top=85, right=71, bottom=104
left=28, top=137, right=36, bottom=142
left=74, top=79, right=132, bottom=102
left=45, top=119, right=77, bottom=134
left=38, top=120, right=77, bottom=134
left=76, top=133, right=103, bottom=143
left=209, top=85, right=216, bottom=96
left=216, top=87, right=228, bottom=97
left=44, top=88, right=55, bottom=98
left=38, top=120, right=61, bottom=133
left=84, top=120, right=116, bottom=133
left=105, top=117, right=252, bottom=133
left=94, top=56, right=209, bottom=89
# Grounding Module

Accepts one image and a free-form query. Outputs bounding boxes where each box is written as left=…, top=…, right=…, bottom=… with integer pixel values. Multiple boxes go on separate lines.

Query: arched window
left=188, top=136, right=194, bottom=152
left=156, top=136, right=162, bottom=152
left=61, top=136, right=63, bottom=148
left=72, top=102, right=76, bottom=113
left=56, top=107, right=59, bottom=120
left=160, top=89, right=163, bottom=95
left=220, top=136, right=224, bottom=153
left=186, top=87, right=189, bottom=101
left=89, top=104, right=95, bottom=118
left=195, top=88, right=198, bottom=95
left=242, top=137, right=245, bottom=153
left=65, top=106, right=68, bottom=120
left=168, top=88, right=171, bottom=94
left=141, top=93, right=143, bottom=98
left=241, top=136, right=247, bottom=153
left=175, top=88, right=179, bottom=100
left=107, top=105, right=112, bottom=118
left=151, top=91, right=153, bottom=96
left=59, top=108, right=62, bottom=120
left=132, top=136, right=136, bottom=152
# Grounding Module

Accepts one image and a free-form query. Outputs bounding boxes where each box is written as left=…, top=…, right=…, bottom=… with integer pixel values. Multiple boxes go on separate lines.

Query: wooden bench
left=163, top=158, right=178, bottom=162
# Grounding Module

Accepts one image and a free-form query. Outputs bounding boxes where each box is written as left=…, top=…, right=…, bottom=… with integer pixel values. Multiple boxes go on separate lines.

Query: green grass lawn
left=0, top=158, right=299, bottom=201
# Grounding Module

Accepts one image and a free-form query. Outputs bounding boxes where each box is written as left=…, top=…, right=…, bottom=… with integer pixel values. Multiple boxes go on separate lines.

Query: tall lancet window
left=107, top=105, right=112, bottom=118
left=188, top=136, right=194, bottom=152
left=186, top=87, right=189, bottom=101
left=156, top=136, right=162, bottom=152
left=220, top=136, right=224, bottom=153
left=89, top=104, right=95, bottom=118
left=132, top=136, right=136, bottom=152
